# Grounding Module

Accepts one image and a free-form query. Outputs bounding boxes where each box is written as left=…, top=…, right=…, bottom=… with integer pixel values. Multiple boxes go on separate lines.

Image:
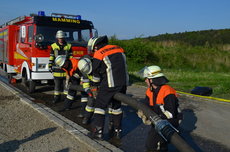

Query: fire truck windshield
left=36, top=26, right=91, bottom=46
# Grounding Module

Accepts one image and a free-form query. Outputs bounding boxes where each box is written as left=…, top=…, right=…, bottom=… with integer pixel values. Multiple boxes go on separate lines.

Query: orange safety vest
left=146, top=85, right=177, bottom=106
left=63, top=58, right=79, bottom=77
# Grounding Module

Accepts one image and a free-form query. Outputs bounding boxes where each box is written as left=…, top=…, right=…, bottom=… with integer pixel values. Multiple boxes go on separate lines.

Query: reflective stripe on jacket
left=92, top=45, right=129, bottom=88
left=51, top=43, right=72, bottom=58
left=53, top=72, right=66, bottom=77
left=49, top=42, right=72, bottom=78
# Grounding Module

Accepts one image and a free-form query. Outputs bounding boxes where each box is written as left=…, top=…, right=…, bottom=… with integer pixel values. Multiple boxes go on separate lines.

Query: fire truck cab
left=0, top=11, right=97, bottom=93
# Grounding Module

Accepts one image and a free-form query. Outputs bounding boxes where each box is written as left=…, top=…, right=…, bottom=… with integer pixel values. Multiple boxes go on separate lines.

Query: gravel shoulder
left=0, top=83, right=93, bottom=152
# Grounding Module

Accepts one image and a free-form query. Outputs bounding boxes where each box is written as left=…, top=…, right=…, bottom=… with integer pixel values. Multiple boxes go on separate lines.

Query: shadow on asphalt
left=177, top=109, right=203, bottom=152
left=57, top=148, right=70, bottom=152
left=0, top=127, right=57, bottom=152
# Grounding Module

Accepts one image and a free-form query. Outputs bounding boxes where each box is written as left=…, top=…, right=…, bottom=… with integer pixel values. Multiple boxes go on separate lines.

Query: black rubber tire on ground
left=7, top=74, right=13, bottom=84
left=21, top=74, right=36, bottom=93
left=28, top=80, right=36, bottom=93
left=22, top=76, right=27, bottom=87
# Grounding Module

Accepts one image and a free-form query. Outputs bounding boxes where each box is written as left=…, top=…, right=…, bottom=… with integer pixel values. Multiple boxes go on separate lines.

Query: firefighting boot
left=88, top=126, right=103, bottom=140
left=59, top=99, right=73, bottom=112
left=108, top=121, right=114, bottom=139
left=82, top=117, right=90, bottom=125
left=159, top=142, right=168, bottom=152
left=77, top=102, right=87, bottom=118
left=53, top=95, right=61, bottom=104
left=113, top=128, right=122, bottom=139
left=82, top=112, right=93, bottom=125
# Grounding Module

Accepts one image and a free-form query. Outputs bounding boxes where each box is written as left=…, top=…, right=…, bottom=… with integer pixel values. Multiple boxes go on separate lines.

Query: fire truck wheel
left=7, top=74, right=13, bottom=83
left=22, top=76, right=28, bottom=87
left=28, top=80, right=36, bottom=93
left=21, top=74, right=36, bottom=93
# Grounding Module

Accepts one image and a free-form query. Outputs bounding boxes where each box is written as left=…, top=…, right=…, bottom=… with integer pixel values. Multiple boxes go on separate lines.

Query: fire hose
left=70, top=84, right=195, bottom=152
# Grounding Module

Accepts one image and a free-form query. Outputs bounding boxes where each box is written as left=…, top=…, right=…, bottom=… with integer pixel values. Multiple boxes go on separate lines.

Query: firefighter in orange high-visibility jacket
left=137, top=65, right=182, bottom=152
left=54, top=55, right=96, bottom=125
left=83, top=35, right=129, bottom=140
left=49, top=30, right=73, bottom=103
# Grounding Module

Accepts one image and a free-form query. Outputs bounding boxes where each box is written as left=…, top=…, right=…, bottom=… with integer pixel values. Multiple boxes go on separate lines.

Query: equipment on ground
left=191, top=86, right=213, bottom=96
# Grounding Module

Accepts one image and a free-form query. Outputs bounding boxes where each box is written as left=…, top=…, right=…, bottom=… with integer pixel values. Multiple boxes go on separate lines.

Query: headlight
left=38, top=64, right=46, bottom=69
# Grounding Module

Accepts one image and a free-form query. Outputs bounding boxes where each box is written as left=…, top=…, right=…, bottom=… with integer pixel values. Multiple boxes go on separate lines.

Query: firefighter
left=49, top=30, right=73, bottom=103
left=54, top=55, right=95, bottom=124
left=85, top=35, right=129, bottom=140
left=77, top=57, right=97, bottom=124
left=137, top=65, right=180, bottom=152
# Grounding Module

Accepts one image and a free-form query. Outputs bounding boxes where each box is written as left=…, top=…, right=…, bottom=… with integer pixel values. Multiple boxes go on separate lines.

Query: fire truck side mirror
left=35, top=34, right=47, bottom=49
left=35, top=34, right=44, bottom=43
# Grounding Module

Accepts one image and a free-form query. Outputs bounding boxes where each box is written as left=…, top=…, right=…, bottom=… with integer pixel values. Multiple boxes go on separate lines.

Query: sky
left=1, top=0, right=230, bottom=40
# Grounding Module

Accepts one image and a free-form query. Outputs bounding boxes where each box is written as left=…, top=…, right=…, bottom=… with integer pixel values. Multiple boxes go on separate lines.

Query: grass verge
left=129, top=69, right=230, bottom=100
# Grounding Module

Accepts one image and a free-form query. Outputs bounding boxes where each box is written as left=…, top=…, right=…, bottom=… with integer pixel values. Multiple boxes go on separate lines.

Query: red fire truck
left=0, top=11, right=97, bottom=93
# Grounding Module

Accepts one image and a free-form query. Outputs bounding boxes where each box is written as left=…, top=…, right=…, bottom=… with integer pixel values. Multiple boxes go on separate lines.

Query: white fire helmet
left=87, top=37, right=99, bottom=52
left=56, top=30, right=65, bottom=39
left=87, top=36, right=108, bottom=52
left=139, top=65, right=164, bottom=79
left=55, top=55, right=66, bottom=67
left=78, top=58, right=92, bottom=75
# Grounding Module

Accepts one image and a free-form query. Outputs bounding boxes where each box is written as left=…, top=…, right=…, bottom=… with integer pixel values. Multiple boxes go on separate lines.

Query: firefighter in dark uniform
left=54, top=55, right=95, bottom=124
left=137, top=65, right=181, bottom=152
left=49, top=30, right=73, bottom=103
left=85, top=36, right=129, bottom=140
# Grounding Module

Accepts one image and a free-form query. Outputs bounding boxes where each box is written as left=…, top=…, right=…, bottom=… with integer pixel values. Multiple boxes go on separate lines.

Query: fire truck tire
left=22, top=76, right=28, bottom=87
left=7, top=74, right=13, bottom=84
left=21, top=74, right=36, bottom=93
left=28, top=80, right=36, bottom=93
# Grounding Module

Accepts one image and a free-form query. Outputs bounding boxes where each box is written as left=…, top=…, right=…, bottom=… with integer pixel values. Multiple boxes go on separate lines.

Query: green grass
left=110, top=37, right=230, bottom=100
left=129, top=69, right=230, bottom=100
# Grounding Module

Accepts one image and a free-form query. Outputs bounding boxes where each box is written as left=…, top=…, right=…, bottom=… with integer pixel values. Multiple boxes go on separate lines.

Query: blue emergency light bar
left=38, top=11, right=45, bottom=16
left=75, top=15, right=81, bottom=20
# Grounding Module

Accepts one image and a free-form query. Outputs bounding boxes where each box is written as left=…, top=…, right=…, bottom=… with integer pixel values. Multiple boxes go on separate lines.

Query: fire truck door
left=15, top=25, right=32, bottom=73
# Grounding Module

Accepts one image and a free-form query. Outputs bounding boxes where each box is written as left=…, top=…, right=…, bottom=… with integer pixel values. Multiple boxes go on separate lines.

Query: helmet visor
left=136, top=66, right=148, bottom=78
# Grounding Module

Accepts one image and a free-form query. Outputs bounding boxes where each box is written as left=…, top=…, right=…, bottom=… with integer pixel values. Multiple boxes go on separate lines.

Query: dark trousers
left=146, top=119, right=178, bottom=151
left=146, top=126, right=168, bottom=151
left=64, top=77, right=80, bottom=108
left=54, top=77, right=66, bottom=97
left=91, top=85, right=126, bottom=130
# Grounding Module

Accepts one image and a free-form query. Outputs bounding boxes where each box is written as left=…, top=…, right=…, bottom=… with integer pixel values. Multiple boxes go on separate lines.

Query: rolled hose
left=70, top=84, right=195, bottom=152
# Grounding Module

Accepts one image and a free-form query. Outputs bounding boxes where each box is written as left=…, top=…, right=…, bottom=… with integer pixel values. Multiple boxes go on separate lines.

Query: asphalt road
left=11, top=82, right=230, bottom=152
left=0, top=71, right=230, bottom=152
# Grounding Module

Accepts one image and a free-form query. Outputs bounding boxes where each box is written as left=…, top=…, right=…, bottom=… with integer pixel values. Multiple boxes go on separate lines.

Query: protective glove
left=90, top=86, right=98, bottom=98
left=85, top=88, right=93, bottom=98
left=137, top=110, right=151, bottom=125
